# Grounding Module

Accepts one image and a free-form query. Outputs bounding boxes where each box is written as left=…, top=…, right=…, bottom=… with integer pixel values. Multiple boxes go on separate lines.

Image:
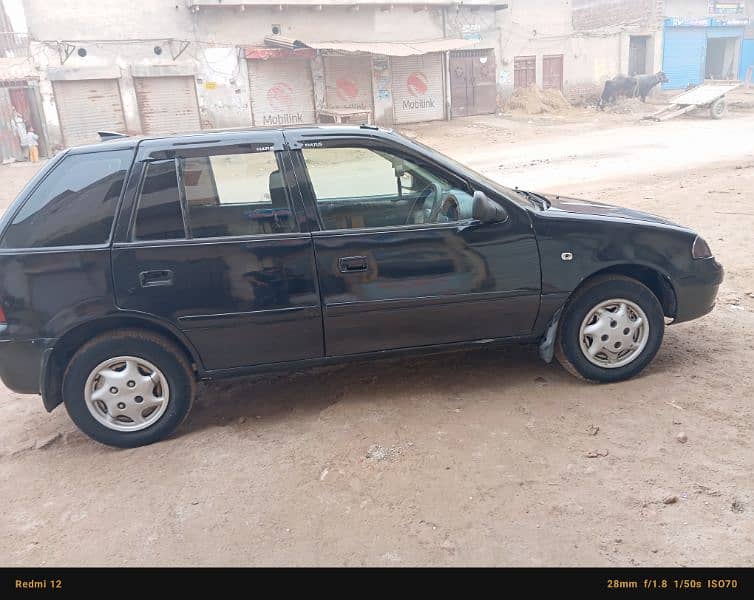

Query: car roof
left=66, top=124, right=392, bottom=154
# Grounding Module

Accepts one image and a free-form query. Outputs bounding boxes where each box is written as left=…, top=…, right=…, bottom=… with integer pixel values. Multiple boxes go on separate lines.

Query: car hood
left=538, top=193, right=681, bottom=227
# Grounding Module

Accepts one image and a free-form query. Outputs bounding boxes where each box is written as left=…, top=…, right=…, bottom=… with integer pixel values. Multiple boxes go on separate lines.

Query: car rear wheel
left=555, top=276, right=664, bottom=382
left=63, top=330, right=195, bottom=448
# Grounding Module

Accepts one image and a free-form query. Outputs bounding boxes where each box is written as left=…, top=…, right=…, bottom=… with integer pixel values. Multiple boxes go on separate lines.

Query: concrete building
left=14, top=0, right=508, bottom=150
left=497, top=0, right=664, bottom=102
left=0, top=0, right=49, bottom=162
left=662, top=0, right=750, bottom=89
left=9, top=0, right=750, bottom=156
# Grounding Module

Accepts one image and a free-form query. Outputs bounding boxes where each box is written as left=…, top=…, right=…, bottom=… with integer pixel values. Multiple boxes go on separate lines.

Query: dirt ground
left=0, top=108, right=752, bottom=567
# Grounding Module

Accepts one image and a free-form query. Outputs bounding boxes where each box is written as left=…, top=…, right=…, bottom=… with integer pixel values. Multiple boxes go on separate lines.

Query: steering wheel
left=429, top=191, right=460, bottom=224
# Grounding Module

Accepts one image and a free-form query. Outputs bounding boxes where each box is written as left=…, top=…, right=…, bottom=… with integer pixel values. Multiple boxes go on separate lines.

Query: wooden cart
left=644, top=82, right=741, bottom=122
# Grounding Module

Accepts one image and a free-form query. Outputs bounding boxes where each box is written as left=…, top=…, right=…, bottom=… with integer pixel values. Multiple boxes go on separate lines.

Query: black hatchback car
left=0, top=125, right=722, bottom=447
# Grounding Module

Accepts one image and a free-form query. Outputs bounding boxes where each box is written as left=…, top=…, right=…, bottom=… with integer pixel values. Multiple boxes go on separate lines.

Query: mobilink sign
left=262, top=83, right=306, bottom=125
left=335, top=78, right=368, bottom=110
left=403, top=72, right=436, bottom=111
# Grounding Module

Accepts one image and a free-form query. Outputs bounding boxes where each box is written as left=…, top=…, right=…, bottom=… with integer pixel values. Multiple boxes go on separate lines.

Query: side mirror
left=472, top=191, right=508, bottom=224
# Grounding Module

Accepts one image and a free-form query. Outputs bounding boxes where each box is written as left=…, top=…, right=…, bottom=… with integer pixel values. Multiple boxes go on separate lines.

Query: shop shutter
left=390, top=53, right=445, bottom=124
left=323, top=55, right=374, bottom=112
left=52, top=79, right=126, bottom=147
left=134, top=76, right=201, bottom=135
left=247, top=58, right=316, bottom=126
left=662, top=28, right=707, bottom=89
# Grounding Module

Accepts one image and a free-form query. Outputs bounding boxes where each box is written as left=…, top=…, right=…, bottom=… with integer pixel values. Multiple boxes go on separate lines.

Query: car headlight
left=692, top=236, right=713, bottom=259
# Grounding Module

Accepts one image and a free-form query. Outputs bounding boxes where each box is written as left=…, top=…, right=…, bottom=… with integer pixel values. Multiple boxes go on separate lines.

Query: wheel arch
left=538, top=263, right=676, bottom=364
left=573, top=263, right=677, bottom=319
left=42, top=314, right=202, bottom=413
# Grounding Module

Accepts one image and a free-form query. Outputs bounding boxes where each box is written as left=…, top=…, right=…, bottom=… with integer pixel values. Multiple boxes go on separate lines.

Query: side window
left=301, top=146, right=473, bottom=231
left=134, top=160, right=185, bottom=241
left=1, top=150, right=131, bottom=248
left=304, top=147, right=398, bottom=199
left=182, top=151, right=296, bottom=238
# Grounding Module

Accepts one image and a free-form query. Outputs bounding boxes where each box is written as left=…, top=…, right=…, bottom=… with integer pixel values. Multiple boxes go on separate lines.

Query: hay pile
left=601, top=96, right=645, bottom=114
left=505, top=85, right=572, bottom=114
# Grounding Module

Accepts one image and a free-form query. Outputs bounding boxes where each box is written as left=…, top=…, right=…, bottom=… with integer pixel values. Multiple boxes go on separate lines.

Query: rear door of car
left=285, top=130, right=542, bottom=357
left=111, top=132, right=324, bottom=372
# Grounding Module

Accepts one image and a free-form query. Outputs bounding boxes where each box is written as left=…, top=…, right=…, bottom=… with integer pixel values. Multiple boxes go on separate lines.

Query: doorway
left=542, top=55, right=564, bottom=91
left=629, top=36, right=649, bottom=76
left=705, top=37, right=739, bottom=79
left=449, top=49, right=497, bottom=118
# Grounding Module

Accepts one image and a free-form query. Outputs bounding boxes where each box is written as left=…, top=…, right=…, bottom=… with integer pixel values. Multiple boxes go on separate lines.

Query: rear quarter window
left=0, top=149, right=132, bottom=249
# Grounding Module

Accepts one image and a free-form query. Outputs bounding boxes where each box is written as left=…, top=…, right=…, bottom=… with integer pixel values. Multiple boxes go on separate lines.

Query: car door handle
left=139, top=269, right=174, bottom=287
left=338, top=256, right=368, bottom=273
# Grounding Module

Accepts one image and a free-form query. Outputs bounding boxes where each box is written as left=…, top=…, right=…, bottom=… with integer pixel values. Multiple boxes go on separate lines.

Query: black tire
left=63, top=329, right=195, bottom=448
left=555, top=276, right=664, bottom=383
left=709, top=98, right=726, bottom=120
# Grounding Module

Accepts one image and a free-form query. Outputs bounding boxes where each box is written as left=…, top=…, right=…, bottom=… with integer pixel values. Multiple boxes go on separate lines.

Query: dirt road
left=0, top=114, right=752, bottom=566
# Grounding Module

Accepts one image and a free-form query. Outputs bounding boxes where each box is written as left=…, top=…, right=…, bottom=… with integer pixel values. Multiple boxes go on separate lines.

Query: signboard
left=391, top=54, right=445, bottom=124
left=665, top=16, right=749, bottom=27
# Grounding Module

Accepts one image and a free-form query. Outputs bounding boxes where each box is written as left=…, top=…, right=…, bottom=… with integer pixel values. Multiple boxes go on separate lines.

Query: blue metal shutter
left=663, top=28, right=707, bottom=89
left=739, top=39, right=754, bottom=81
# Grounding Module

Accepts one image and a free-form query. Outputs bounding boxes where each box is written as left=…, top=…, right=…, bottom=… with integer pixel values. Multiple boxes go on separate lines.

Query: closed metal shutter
left=323, top=55, right=373, bottom=111
left=248, top=59, right=315, bottom=126
left=390, top=53, right=445, bottom=124
left=662, top=28, right=707, bottom=89
left=134, top=76, right=201, bottom=135
left=52, top=79, right=126, bottom=147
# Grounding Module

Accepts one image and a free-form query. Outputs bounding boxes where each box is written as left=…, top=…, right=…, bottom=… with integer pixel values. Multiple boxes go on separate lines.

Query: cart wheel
left=710, top=98, right=726, bottom=120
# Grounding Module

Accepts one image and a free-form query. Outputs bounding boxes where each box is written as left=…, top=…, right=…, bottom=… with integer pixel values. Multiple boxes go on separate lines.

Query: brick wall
left=572, top=0, right=661, bottom=31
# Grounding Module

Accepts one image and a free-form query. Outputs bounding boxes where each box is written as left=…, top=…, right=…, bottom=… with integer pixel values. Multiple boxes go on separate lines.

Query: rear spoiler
left=97, top=131, right=129, bottom=141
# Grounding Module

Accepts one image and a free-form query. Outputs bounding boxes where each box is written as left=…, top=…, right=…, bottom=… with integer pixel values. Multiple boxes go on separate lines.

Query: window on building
left=302, top=146, right=474, bottom=230
left=1, top=150, right=131, bottom=249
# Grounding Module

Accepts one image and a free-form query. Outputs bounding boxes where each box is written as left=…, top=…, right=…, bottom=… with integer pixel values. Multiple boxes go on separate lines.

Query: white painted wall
left=21, top=1, right=509, bottom=136
left=664, top=0, right=714, bottom=18
left=22, top=0, right=193, bottom=40
left=497, top=0, right=662, bottom=101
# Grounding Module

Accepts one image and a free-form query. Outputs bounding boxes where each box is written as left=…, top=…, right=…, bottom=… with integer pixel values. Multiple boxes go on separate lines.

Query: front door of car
left=112, top=132, right=323, bottom=371
left=288, top=134, right=542, bottom=357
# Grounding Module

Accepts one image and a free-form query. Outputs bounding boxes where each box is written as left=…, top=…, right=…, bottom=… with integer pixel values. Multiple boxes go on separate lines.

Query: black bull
left=599, top=72, right=669, bottom=107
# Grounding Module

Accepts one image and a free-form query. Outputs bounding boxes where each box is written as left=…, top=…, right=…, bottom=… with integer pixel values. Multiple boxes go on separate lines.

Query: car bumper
left=673, top=258, right=724, bottom=324
left=0, top=338, right=55, bottom=395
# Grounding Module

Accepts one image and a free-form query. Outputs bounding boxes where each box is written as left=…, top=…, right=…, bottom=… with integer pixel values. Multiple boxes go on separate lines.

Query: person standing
left=13, top=109, right=28, bottom=160
left=27, top=128, right=39, bottom=163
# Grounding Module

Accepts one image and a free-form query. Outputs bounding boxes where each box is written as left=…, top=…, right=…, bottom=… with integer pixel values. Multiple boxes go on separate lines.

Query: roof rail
left=97, top=131, right=129, bottom=141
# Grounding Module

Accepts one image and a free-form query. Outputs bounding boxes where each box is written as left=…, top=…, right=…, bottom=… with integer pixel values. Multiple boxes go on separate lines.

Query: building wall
left=572, top=0, right=659, bottom=30
left=193, top=4, right=449, bottom=127
left=23, top=0, right=199, bottom=146
left=22, top=0, right=509, bottom=139
left=663, top=0, right=713, bottom=18
left=498, top=0, right=662, bottom=103
left=22, top=0, right=194, bottom=40
left=193, top=5, right=446, bottom=44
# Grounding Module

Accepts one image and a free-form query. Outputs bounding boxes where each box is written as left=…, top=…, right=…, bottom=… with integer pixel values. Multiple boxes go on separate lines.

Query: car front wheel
left=63, top=329, right=195, bottom=448
left=555, top=275, right=665, bottom=382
